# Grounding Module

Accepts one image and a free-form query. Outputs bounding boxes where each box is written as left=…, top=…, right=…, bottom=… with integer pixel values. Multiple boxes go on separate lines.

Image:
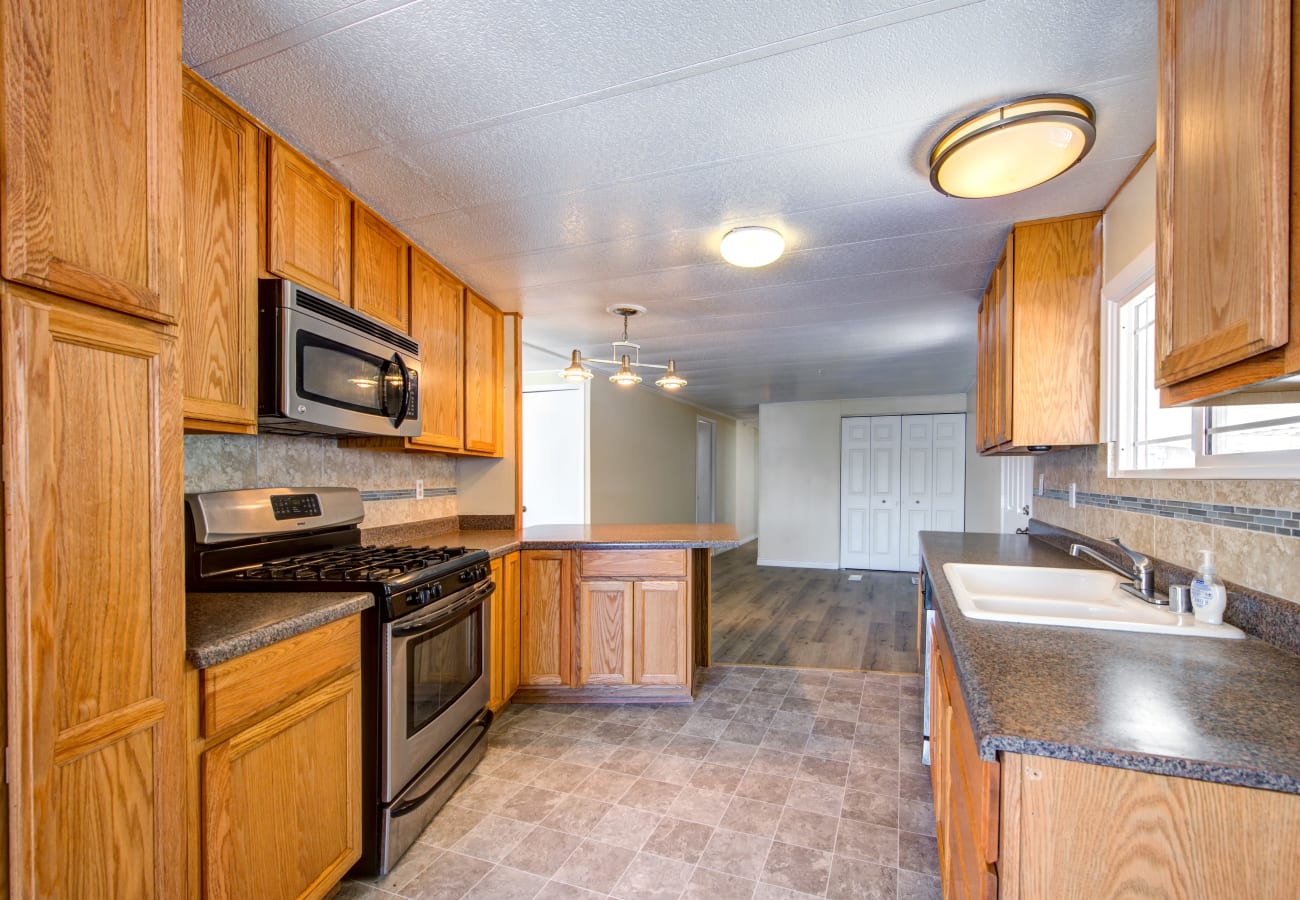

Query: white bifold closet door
left=840, top=413, right=965, bottom=572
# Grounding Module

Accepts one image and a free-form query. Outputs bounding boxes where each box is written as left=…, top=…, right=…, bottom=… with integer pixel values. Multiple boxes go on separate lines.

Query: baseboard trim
left=756, top=558, right=839, bottom=570
left=736, top=534, right=757, bottom=545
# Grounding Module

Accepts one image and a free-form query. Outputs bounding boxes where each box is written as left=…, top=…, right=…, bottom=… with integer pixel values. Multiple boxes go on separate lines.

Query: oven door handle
left=391, top=580, right=494, bottom=638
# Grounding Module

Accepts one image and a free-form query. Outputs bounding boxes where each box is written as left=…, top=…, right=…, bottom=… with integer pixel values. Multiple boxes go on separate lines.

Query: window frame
left=1107, top=276, right=1300, bottom=480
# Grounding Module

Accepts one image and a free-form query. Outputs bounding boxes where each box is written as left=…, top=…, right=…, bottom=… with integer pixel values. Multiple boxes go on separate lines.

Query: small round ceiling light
left=929, top=94, right=1096, bottom=199
left=720, top=226, right=785, bottom=267
left=655, top=360, right=687, bottom=390
left=609, top=354, right=642, bottom=386
left=558, top=349, right=593, bottom=382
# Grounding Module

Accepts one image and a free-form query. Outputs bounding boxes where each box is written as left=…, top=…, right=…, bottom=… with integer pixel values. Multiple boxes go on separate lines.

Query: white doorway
left=695, top=417, right=715, bottom=523
left=522, top=385, right=586, bottom=527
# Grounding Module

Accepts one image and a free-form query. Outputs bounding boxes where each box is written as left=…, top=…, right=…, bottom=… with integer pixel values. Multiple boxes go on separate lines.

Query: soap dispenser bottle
left=1190, top=550, right=1227, bottom=625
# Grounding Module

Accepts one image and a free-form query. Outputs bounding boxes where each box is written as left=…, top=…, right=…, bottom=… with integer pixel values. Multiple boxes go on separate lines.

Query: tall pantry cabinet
left=0, top=0, right=187, bottom=896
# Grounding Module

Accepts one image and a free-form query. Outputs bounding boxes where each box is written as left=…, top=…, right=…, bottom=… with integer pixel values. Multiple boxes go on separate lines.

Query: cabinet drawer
left=579, top=549, right=687, bottom=578
left=200, top=615, right=360, bottom=737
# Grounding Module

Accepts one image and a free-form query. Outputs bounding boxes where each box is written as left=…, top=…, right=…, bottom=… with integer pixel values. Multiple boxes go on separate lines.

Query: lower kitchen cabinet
left=929, top=608, right=1300, bottom=898
left=195, top=615, right=362, bottom=900
left=489, top=552, right=522, bottom=710
left=517, top=548, right=693, bottom=702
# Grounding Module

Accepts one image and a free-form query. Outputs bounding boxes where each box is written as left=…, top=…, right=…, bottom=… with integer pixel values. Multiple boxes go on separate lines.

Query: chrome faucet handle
left=1107, top=537, right=1154, bottom=593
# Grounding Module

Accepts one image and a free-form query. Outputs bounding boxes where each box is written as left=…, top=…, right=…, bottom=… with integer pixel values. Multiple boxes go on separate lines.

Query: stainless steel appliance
left=921, top=569, right=934, bottom=766
left=259, top=279, right=422, bottom=437
left=185, top=487, right=492, bottom=875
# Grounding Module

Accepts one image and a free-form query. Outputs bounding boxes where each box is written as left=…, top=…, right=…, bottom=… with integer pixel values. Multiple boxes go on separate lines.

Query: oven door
left=273, top=305, right=422, bottom=437
left=383, top=579, right=493, bottom=800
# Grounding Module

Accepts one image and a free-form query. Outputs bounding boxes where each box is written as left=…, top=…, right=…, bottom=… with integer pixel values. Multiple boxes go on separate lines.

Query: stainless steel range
left=185, top=487, right=493, bottom=875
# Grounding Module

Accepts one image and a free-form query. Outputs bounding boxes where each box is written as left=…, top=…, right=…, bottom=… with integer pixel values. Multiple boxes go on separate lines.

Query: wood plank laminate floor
left=709, top=543, right=919, bottom=674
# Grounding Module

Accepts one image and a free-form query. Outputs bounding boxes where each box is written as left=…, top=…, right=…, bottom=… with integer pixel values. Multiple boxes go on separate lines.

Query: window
left=1112, top=281, right=1300, bottom=477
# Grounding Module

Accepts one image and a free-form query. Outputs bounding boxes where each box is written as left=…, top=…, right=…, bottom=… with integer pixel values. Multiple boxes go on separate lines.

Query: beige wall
left=1033, top=446, right=1300, bottom=604
left=587, top=374, right=746, bottom=525
left=734, top=421, right=759, bottom=542
left=1102, top=151, right=1156, bottom=297
left=964, top=388, right=1004, bottom=533
left=758, top=394, right=979, bottom=568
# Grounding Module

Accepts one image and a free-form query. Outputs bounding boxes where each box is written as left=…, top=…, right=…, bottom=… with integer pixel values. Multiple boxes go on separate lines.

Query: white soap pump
left=1190, top=549, right=1227, bottom=625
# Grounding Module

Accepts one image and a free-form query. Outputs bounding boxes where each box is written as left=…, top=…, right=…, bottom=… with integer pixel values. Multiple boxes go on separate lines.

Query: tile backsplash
left=1033, top=444, right=1300, bottom=605
left=184, top=434, right=457, bottom=528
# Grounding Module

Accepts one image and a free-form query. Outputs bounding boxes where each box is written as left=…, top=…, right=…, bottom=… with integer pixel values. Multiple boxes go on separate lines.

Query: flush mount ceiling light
left=559, top=305, right=687, bottom=391
left=929, top=94, right=1096, bottom=199
left=720, top=226, right=785, bottom=267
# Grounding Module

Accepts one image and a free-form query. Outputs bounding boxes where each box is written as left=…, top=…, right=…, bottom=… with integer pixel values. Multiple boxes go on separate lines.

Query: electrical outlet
left=415, top=479, right=424, bottom=500
left=1038, top=473, right=1046, bottom=495
left=1069, top=482, right=1077, bottom=509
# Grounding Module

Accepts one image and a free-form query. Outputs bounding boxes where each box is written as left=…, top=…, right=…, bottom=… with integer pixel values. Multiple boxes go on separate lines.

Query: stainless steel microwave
left=258, top=279, right=422, bottom=437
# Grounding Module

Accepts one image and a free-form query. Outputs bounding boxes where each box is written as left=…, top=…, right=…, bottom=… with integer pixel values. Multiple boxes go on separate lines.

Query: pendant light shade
left=720, top=226, right=785, bottom=267
left=655, top=360, right=687, bottom=390
left=929, top=95, right=1096, bottom=199
left=609, top=354, right=642, bottom=386
left=559, top=349, right=593, bottom=382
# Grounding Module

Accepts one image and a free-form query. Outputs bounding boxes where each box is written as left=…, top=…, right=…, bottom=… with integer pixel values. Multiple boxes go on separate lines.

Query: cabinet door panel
left=3, top=286, right=185, bottom=898
left=1156, top=0, right=1290, bottom=385
left=408, top=250, right=465, bottom=451
left=352, top=204, right=409, bottom=331
left=202, top=671, right=361, bottom=900
left=503, top=552, right=522, bottom=698
left=181, top=73, right=259, bottom=430
left=519, top=551, right=573, bottom=687
left=1, top=0, right=181, bottom=321
left=266, top=140, right=351, bottom=303
left=463, top=290, right=503, bottom=455
left=633, top=582, right=689, bottom=686
left=580, top=582, right=633, bottom=685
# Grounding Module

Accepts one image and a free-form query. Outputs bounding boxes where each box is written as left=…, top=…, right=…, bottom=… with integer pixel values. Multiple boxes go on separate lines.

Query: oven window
left=406, top=605, right=482, bottom=738
left=297, top=332, right=402, bottom=416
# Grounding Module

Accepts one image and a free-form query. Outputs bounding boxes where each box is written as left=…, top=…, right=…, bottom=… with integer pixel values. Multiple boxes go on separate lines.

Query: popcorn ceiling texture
left=183, top=434, right=458, bottom=528
left=1033, top=444, right=1300, bottom=606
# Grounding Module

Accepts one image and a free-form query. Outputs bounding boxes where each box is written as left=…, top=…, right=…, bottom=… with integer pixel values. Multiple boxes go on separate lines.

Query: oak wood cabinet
left=519, top=550, right=575, bottom=687
left=489, top=552, right=522, bottom=711
left=463, top=290, right=505, bottom=456
left=975, top=213, right=1101, bottom=455
left=1155, top=0, right=1300, bottom=406
left=197, top=616, right=362, bottom=900
left=409, top=250, right=466, bottom=451
left=579, top=581, right=635, bottom=685
left=929, top=596, right=1300, bottom=898
left=0, top=0, right=181, bottom=324
left=352, top=203, right=410, bottom=332
left=180, top=71, right=260, bottom=434
left=266, top=139, right=351, bottom=304
left=2, top=284, right=186, bottom=898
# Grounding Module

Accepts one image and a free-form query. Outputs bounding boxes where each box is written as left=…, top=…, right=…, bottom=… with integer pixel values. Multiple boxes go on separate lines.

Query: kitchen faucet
left=1070, top=538, right=1167, bottom=606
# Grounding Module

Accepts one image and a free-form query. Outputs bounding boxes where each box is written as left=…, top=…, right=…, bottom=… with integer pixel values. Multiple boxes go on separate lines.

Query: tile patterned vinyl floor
left=341, top=665, right=939, bottom=900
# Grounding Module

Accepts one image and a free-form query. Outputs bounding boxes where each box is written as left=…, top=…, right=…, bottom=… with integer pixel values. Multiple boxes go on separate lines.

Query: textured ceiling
left=184, top=0, right=1158, bottom=420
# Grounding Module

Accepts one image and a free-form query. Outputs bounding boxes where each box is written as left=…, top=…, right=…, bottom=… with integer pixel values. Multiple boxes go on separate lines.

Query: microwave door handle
left=390, top=353, right=411, bottom=428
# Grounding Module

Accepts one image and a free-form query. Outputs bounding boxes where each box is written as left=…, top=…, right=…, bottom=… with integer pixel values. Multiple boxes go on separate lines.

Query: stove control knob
left=430, top=584, right=442, bottom=600
left=412, top=587, right=431, bottom=606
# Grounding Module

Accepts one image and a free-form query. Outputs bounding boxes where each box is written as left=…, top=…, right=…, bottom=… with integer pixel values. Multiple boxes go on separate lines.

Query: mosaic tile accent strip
left=1037, top=488, right=1300, bottom=538
left=359, top=486, right=457, bottom=503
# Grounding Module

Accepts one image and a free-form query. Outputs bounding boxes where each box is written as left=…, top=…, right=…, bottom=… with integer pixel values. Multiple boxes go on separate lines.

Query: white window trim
left=1106, top=269, right=1300, bottom=480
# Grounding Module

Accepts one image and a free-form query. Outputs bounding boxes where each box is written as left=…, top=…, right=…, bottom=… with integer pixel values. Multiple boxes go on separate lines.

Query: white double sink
left=941, top=563, right=1245, bottom=639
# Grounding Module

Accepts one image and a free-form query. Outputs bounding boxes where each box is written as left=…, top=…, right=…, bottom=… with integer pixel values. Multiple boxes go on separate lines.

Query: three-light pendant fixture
left=559, top=305, right=687, bottom=391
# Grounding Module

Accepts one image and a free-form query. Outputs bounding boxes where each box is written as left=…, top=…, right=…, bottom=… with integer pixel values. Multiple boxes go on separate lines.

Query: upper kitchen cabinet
left=1, top=0, right=181, bottom=323
left=1156, top=0, right=1300, bottom=405
left=352, top=203, right=410, bottom=332
left=181, top=71, right=259, bottom=433
left=976, top=213, right=1101, bottom=455
left=463, top=290, right=504, bottom=456
left=266, top=138, right=351, bottom=304
left=409, top=249, right=465, bottom=452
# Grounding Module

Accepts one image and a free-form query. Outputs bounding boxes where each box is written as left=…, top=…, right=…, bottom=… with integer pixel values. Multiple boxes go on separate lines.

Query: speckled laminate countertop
left=365, top=522, right=740, bottom=556
left=186, top=591, right=374, bottom=669
left=920, top=531, right=1300, bottom=794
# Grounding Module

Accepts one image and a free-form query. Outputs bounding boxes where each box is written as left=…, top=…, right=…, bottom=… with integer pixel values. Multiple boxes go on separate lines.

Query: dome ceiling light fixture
left=720, top=225, right=785, bottom=267
left=928, top=94, right=1097, bottom=199
left=559, top=305, right=688, bottom=391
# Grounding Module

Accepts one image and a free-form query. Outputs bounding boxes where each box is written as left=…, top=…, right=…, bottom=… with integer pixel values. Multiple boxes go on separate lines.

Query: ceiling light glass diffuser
left=720, top=226, right=785, bottom=267
left=558, top=349, right=593, bottom=382
left=561, top=305, right=686, bottom=392
left=929, top=94, right=1096, bottom=199
left=655, top=360, right=687, bottom=390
